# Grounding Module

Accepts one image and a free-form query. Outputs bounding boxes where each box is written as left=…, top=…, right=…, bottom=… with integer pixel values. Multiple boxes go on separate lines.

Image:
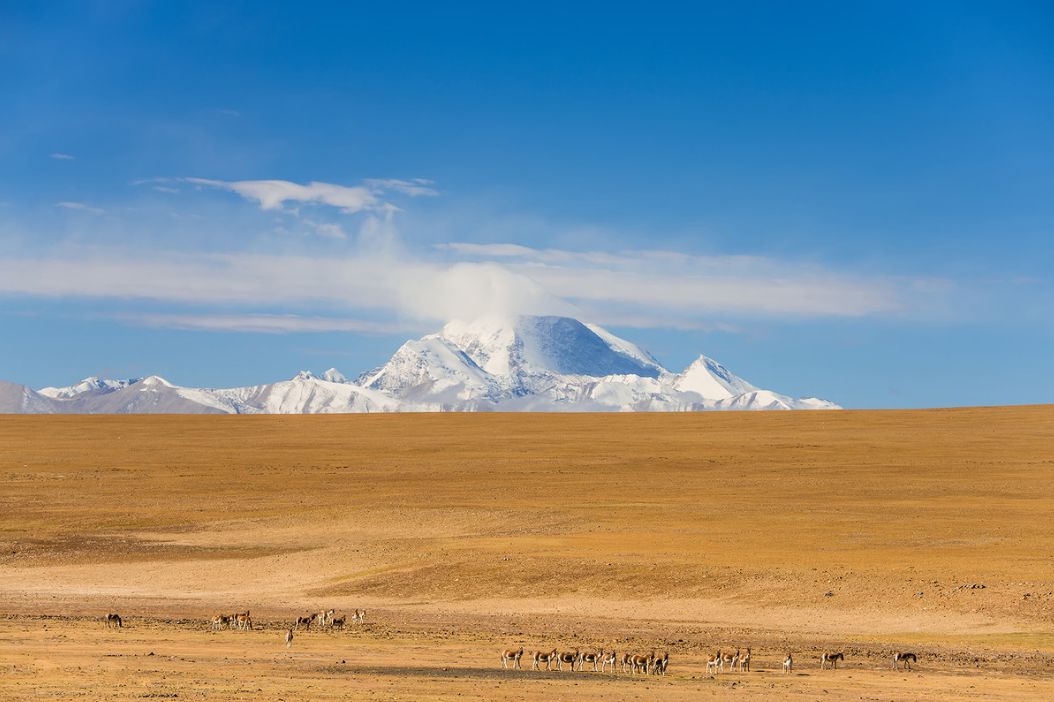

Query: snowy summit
left=2, top=315, right=839, bottom=414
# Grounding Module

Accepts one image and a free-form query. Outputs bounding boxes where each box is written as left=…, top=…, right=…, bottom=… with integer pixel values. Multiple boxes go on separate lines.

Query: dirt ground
left=1, top=408, right=1053, bottom=700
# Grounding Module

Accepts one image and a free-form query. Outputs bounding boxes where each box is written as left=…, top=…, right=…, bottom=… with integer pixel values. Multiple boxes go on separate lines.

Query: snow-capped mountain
left=3, top=315, right=840, bottom=414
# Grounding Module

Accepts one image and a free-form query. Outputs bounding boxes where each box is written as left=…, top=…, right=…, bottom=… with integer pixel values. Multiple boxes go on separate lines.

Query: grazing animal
left=558, top=650, right=580, bottom=671
left=294, top=614, right=315, bottom=631
left=706, top=650, right=721, bottom=675
left=211, top=614, right=230, bottom=631
left=501, top=647, right=524, bottom=670
left=721, top=649, right=737, bottom=672
left=104, top=613, right=122, bottom=629
left=820, top=651, right=845, bottom=670
left=532, top=649, right=557, bottom=671
left=580, top=649, right=603, bottom=672
left=330, top=615, right=346, bottom=630
left=352, top=609, right=366, bottom=624
left=893, top=652, right=918, bottom=670
left=783, top=653, right=793, bottom=674
left=630, top=652, right=654, bottom=675
left=738, top=647, right=751, bottom=672
left=601, top=650, right=617, bottom=673
left=318, top=609, right=334, bottom=628
left=620, top=652, right=634, bottom=673
left=652, top=651, right=669, bottom=675
left=234, top=611, right=252, bottom=631
left=284, top=628, right=294, bottom=648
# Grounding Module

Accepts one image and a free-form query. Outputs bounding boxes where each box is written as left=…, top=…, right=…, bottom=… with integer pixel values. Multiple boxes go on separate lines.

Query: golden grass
left=1, top=407, right=1052, bottom=699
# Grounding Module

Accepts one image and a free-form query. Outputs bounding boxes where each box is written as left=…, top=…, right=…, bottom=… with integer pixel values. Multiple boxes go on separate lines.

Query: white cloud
left=152, top=185, right=179, bottom=194
left=364, top=178, right=438, bottom=197
left=50, top=152, right=76, bottom=160
left=183, top=177, right=381, bottom=213
left=119, top=313, right=409, bottom=335
left=55, top=201, right=104, bottom=214
left=0, top=242, right=924, bottom=331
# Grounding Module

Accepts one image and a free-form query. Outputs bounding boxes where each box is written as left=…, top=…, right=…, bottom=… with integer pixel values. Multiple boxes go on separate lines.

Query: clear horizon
left=2, top=2, right=1052, bottom=409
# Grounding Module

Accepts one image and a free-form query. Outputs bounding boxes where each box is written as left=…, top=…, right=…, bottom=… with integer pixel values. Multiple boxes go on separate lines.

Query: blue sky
left=1, top=1, right=1052, bottom=408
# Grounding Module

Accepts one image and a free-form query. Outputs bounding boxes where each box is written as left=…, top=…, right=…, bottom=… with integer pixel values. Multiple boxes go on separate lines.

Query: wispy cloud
left=152, top=185, right=179, bottom=194
left=0, top=242, right=930, bottom=331
left=49, top=152, right=75, bottom=160
left=180, top=176, right=435, bottom=214
left=55, top=201, right=104, bottom=214
left=119, top=313, right=410, bottom=335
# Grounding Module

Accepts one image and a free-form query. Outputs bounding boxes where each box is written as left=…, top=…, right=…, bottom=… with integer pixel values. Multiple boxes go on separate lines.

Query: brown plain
left=1, top=407, right=1053, bottom=700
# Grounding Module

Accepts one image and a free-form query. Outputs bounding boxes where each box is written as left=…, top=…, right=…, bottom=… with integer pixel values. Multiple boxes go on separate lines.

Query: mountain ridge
left=2, top=315, right=840, bottom=413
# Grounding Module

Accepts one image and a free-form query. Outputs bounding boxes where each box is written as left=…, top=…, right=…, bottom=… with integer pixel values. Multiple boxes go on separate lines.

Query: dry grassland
left=1, top=407, right=1053, bottom=700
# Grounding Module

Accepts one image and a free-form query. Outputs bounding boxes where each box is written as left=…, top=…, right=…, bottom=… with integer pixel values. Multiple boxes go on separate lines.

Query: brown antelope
left=738, top=647, right=751, bottom=672
left=501, top=647, right=524, bottom=669
left=558, top=650, right=580, bottom=671
left=820, top=651, right=844, bottom=670
left=601, top=650, right=617, bottom=673
left=104, top=613, right=122, bottom=629
left=721, top=649, right=737, bottom=672
left=318, top=609, right=334, bottom=627
left=619, top=652, right=634, bottom=673
left=351, top=609, right=366, bottom=624
left=579, top=649, right=603, bottom=672
left=284, top=628, right=294, bottom=648
left=783, top=653, right=793, bottom=674
left=652, top=651, right=669, bottom=675
left=294, top=614, right=315, bottom=631
left=330, top=615, right=346, bottom=630
left=532, top=649, right=557, bottom=671
left=892, top=652, right=918, bottom=670
left=630, top=652, right=654, bottom=675
left=211, top=614, right=230, bottom=630
left=705, top=650, right=721, bottom=675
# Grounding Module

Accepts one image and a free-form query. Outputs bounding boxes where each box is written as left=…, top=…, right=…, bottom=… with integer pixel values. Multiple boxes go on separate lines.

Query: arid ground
left=2, top=408, right=1053, bottom=700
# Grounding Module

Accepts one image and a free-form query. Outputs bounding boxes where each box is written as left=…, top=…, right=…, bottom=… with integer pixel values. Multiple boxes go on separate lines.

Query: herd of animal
left=101, top=611, right=921, bottom=674
left=502, top=646, right=921, bottom=674
left=502, top=647, right=670, bottom=674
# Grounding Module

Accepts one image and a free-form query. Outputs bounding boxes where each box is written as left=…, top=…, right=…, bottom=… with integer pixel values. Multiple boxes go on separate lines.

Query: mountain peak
left=441, top=315, right=664, bottom=384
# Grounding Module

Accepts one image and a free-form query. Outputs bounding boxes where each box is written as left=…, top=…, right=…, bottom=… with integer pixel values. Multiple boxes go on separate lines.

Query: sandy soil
left=1, top=408, right=1052, bottom=699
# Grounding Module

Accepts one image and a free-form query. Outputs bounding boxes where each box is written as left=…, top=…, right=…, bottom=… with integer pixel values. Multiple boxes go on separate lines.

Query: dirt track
left=2, top=408, right=1053, bottom=699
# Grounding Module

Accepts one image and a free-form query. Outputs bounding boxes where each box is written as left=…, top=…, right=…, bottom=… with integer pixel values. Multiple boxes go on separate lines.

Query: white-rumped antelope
left=284, top=628, right=294, bottom=648
left=820, top=651, right=844, bottom=670
left=104, top=613, right=122, bottom=629
left=532, top=649, right=557, bottom=671
left=331, top=615, right=346, bottom=630
left=211, top=614, right=229, bottom=631
left=738, top=647, right=751, bottom=672
left=352, top=609, right=366, bottom=624
left=619, top=652, right=633, bottom=673
left=601, top=650, right=617, bottom=673
left=501, top=647, right=524, bottom=669
left=294, top=614, right=315, bottom=631
left=892, top=652, right=917, bottom=670
left=783, top=653, right=793, bottom=674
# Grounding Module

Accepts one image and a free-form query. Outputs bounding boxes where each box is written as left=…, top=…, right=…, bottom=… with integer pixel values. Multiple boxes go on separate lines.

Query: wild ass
left=579, top=649, right=603, bottom=672
left=501, top=647, right=524, bottom=669
left=820, top=651, right=845, bottom=670
left=705, top=650, right=721, bottom=675
left=532, top=649, right=557, bottom=671
left=558, top=650, right=580, bottom=671
left=892, top=652, right=918, bottom=670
